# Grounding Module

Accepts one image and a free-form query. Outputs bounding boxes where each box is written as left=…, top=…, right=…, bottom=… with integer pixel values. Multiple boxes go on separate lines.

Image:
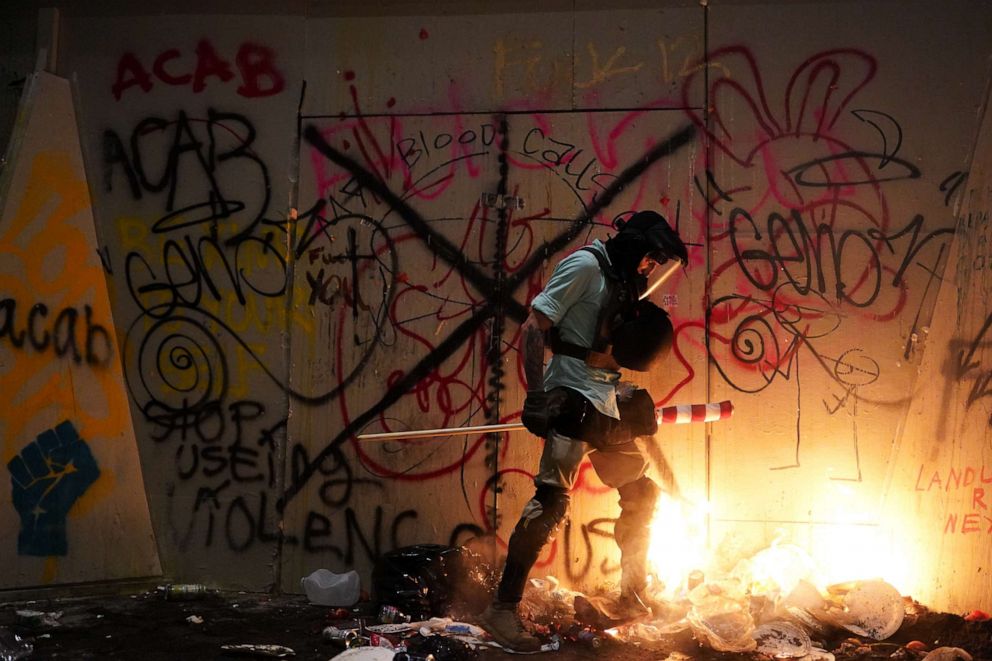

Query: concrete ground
left=0, top=587, right=988, bottom=661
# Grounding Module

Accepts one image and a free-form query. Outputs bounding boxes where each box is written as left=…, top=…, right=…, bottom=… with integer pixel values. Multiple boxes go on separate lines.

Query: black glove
left=618, top=388, right=658, bottom=437
left=588, top=387, right=658, bottom=448
left=520, top=388, right=570, bottom=438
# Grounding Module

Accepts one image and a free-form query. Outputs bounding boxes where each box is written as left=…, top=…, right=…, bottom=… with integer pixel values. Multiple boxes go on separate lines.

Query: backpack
left=548, top=247, right=673, bottom=372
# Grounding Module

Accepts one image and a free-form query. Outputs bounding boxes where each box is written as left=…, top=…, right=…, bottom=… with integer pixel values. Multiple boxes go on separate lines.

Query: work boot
left=613, top=590, right=653, bottom=620
left=478, top=602, right=541, bottom=652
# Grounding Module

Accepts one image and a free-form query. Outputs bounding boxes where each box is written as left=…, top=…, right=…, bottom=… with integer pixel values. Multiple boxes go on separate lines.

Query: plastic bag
left=301, top=568, right=361, bottom=607
left=821, top=579, right=904, bottom=640
left=686, top=580, right=757, bottom=652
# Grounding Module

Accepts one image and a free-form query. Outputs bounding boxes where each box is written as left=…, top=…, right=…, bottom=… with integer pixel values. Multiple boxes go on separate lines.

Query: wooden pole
left=357, top=400, right=733, bottom=441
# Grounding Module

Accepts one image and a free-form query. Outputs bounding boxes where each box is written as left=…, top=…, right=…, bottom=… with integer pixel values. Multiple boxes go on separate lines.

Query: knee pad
left=498, top=485, right=570, bottom=604
left=509, top=485, right=569, bottom=554
left=618, top=476, right=660, bottom=516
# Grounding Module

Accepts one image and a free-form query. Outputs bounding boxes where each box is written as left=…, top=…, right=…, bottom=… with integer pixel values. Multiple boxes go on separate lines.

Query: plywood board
left=0, top=71, right=161, bottom=587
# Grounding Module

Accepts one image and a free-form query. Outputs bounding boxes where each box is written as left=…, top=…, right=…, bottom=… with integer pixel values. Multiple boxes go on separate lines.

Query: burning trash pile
left=515, top=540, right=987, bottom=661
left=306, top=542, right=989, bottom=661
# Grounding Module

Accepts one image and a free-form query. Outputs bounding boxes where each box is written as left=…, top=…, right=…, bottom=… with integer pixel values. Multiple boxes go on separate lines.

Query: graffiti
left=396, top=124, right=497, bottom=171
left=7, top=421, right=101, bottom=556
left=915, top=464, right=992, bottom=492
left=65, top=27, right=985, bottom=598
left=103, top=108, right=272, bottom=243
left=950, top=310, right=992, bottom=423
left=491, top=32, right=707, bottom=99
left=943, top=512, right=992, bottom=534
left=0, top=299, right=113, bottom=366
left=301, top=506, right=419, bottom=563
left=112, top=40, right=285, bottom=100
left=575, top=42, right=644, bottom=89
left=914, top=465, right=992, bottom=536
left=677, top=44, right=963, bottom=482
left=521, top=127, right=617, bottom=194
left=710, top=210, right=948, bottom=399
left=561, top=517, right=622, bottom=581
left=850, top=110, right=903, bottom=168
left=940, top=171, right=968, bottom=208
left=285, top=119, right=697, bottom=513
left=729, top=209, right=950, bottom=308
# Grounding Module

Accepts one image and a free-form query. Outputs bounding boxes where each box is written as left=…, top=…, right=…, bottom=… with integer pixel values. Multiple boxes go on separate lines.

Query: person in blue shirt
left=479, top=210, right=689, bottom=651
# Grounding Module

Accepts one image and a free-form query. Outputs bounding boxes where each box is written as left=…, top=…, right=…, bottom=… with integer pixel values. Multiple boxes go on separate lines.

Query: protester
left=479, top=210, right=688, bottom=651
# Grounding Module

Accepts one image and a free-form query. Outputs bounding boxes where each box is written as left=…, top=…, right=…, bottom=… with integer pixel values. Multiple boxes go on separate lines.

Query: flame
left=740, top=540, right=818, bottom=598
left=646, top=493, right=710, bottom=597
left=812, top=482, right=911, bottom=593
left=642, top=481, right=911, bottom=600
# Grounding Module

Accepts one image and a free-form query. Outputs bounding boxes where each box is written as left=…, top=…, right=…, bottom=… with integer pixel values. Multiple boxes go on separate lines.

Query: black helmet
left=605, top=210, right=688, bottom=285
left=610, top=300, right=674, bottom=371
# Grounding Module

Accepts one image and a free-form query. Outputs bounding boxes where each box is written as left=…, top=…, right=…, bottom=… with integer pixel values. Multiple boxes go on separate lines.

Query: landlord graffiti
left=914, top=463, right=992, bottom=535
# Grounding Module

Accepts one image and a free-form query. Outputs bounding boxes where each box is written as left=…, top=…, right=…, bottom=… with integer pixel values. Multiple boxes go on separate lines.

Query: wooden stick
left=357, top=400, right=733, bottom=442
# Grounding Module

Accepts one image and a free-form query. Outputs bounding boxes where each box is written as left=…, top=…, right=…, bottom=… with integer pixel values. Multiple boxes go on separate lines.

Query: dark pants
left=495, top=426, right=660, bottom=604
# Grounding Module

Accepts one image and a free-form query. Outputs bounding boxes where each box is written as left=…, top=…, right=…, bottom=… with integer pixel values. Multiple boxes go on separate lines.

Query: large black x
left=279, top=120, right=695, bottom=510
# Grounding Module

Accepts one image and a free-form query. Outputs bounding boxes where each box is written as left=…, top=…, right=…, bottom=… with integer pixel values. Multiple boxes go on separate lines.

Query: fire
left=742, top=540, right=818, bottom=598
left=643, top=482, right=911, bottom=599
left=646, top=492, right=709, bottom=597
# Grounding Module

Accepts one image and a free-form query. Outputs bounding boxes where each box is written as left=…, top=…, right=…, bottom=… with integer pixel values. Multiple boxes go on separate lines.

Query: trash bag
left=370, top=545, right=493, bottom=620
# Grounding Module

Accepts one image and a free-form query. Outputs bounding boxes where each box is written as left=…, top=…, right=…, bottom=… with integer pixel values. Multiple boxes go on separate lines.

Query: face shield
left=637, top=255, right=683, bottom=301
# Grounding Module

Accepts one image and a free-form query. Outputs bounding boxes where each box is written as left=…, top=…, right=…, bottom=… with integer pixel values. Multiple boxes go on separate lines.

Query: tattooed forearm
left=521, top=314, right=547, bottom=391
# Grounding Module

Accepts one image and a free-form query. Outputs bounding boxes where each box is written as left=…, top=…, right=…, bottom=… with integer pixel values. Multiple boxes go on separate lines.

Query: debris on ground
left=220, top=642, right=297, bottom=657
left=3, top=543, right=992, bottom=660
left=0, top=627, right=33, bottom=661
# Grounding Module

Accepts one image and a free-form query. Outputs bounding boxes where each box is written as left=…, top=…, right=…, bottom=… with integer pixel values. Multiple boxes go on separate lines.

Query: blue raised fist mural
left=7, top=421, right=100, bottom=556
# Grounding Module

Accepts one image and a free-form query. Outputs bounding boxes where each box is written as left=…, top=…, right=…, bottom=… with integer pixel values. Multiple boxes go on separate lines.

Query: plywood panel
left=302, top=3, right=703, bottom=117
left=64, top=14, right=303, bottom=590
left=0, top=72, right=161, bottom=587
left=285, top=111, right=504, bottom=586
left=880, top=77, right=992, bottom=612
left=698, top=0, right=991, bottom=598
left=286, top=103, right=705, bottom=593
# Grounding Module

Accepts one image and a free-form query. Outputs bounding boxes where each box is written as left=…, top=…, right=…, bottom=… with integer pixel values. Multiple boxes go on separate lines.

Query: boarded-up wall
left=0, top=0, right=989, bottom=612
left=0, top=71, right=161, bottom=587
